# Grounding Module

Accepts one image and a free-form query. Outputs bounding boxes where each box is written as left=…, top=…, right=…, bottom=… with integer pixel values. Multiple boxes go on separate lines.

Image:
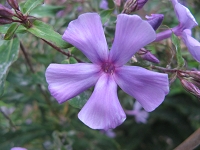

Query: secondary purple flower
left=125, top=101, right=149, bottom=123
left=11, top=147, right=27, bottom=150
left=155, top=0, right=200, bottom=62
left=138, top=48, right=160, bottom=63
left=100, top=0, right=108, bottom=10
left=146, top=14, right=164, bottom=31
left=46, top=13, right=169, bottom=130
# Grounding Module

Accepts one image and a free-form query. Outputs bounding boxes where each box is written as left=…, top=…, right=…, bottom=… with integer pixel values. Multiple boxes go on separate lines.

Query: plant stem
left=174, top=128, right=200, bottom=150
left=0, top=108, right=16, bottom=130
left=20, top=42, right=60, bottom=120
left=42, top=39, right=82, bottom=62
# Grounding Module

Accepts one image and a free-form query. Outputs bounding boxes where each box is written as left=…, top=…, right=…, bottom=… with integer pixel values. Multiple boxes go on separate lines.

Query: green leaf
left=68, top=91, right=90, bottom=109
left=69, top=57, right=78, bottom=64
left=0, top=24, right=11, bottom=34
left=4, top=23, right=19, bottom=40
left=30, top=4, right=65, bottom=18
left=0, top=24, right=26, bottom=34
left=22, top=0, right=44, bottom=14
left=171, top=33, right=185, bottom=68
left=100, top=9, right=113, bottom=24
left=26, top=20, right=70, bottom=49
left=0, top=38, right=20, bottom=96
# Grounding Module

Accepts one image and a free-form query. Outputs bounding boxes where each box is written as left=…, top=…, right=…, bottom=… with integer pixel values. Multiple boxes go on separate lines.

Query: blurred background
left=0, top=0, right=200, bottom=149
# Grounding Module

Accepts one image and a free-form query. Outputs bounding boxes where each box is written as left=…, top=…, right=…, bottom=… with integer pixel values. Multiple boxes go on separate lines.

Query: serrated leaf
left=4, top=23, right=19, bottom=40
left=22, top=0, right=44, bottom=14
left=0, top=38, right=20, bottom=96
left=30, top=4, right=65, bottom=18
left=171, top=33, right=185, bottom=68
left=26, top=20, right=70, bottom=49
left=100, top=9, right=113, bottom=24
left=68, top=91, right=90, bottom=109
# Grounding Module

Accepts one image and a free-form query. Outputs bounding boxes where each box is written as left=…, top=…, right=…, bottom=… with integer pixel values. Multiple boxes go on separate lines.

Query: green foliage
left=0, top=38, right=19, bottom=96
left=22, top=0, right=44, bottom=14
left=26, top=20, right=70, bottom=49
left=68, top=91, right=90, bottom=109
left=4, top=23, right=19, bottom=40
left=100, top=9, right=114, bottom=24
left=30, top=4, right=65, bottom=18
left=0, top=0, right=200, bottom=150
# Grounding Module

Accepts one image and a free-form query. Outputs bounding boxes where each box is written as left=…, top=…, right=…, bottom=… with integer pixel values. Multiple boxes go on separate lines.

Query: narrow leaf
left=0, top=38, right=20, bottom=96
left=100, top=9, right=113, bottom=24
left=30, top=4, right=65, bottom=18
left=22, top=0, right=44, bottom=14
left=26, top=20, right=70, bottom=49
left=4, top=23, right=19, bottom=40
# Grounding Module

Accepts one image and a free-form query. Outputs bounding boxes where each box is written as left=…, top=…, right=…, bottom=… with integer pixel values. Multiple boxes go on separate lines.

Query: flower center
left=101, top=62, right=115, bottom=74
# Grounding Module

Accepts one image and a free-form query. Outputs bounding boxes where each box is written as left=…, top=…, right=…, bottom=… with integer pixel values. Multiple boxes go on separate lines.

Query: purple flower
left=146, top=14, right=164, bottom=31
left=138, top=48, right=160, bottom=63
left=45, top=13, right=169, bottom=130
left=11, top=147, right=27, bottom=150
left=156, top=0, right=200, bottom=62
left=125, top=101, right=149, bottom=123
left=100, top=0, right=108, bottom=10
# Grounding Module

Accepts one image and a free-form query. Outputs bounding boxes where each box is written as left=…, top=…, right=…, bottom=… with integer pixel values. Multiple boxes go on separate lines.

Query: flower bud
left=187, top=71, right=200, bottom=81
left=0, top=17, right=13, bottom=24
left=7, top=0, right=19, bottom=10
left=0, top=4, right=14, bottom=18
left=138, top=48, right=160, bottom=63
left=123, top=0, right=137, bottom=14
left=179, top=78, right=200, bottom=98
left=146, top=14, right=164, bottom=30
left=123, top=0, right=148, bottom=14
left=137, top=0, right=148, bottom=10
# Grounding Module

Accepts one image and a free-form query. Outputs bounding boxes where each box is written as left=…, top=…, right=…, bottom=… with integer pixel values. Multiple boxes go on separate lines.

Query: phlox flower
left=45, top=13, right=169, bottom=130
left=156, top=0, right=200, bottom=62
left=125, top=101, right=149, bottom=123
left=11, top=147, right=27, bottom=150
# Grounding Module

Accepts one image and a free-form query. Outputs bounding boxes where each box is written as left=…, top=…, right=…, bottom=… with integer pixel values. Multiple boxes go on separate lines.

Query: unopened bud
left=137, top=0, right=148, bottom=10
left=146, top=14, right=164, bottom=30
left=0, top=4, right=14, bottom=18
left=187, top=71, right=200, bottom=81
left=123, top=0, right=137, bottom=14
left=123, top=0, right=148, bottom=14
left=0, top=17, right=13, bottom=24
left=7, top=0, right=19, bottom=10
left=138, top=48, right=160, bottom=63
left=113, top=0, right=121, bottom=6
left=179, top=78, right=200, bottom=98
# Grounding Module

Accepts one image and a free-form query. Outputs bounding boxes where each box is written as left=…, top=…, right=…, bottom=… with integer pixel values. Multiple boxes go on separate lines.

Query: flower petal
left=62, top=13, right=109, bottom=65
left=45, top=63, right=101, bottom=103
left=78, top=73, right=126, bottom=130
left=172, top=0, right=198, bottom=29
left=181, top=30, right=200, bottom=62
left=114, top=66, right=169, bottom=112
left=109, top=14, right=156, bottom=67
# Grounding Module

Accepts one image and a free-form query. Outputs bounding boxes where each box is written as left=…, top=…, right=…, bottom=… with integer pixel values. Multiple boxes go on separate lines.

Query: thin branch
left=151, top=65, right=178, bottom=73
left=20, top=42, right=60, bottom=120
left=0, top=108, right=16, bottom=130
left=20, top=42, right=34, bottom=73
left=42, top=39, right=82, bottom=63
left=174, top=128, right=200, bottom=150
